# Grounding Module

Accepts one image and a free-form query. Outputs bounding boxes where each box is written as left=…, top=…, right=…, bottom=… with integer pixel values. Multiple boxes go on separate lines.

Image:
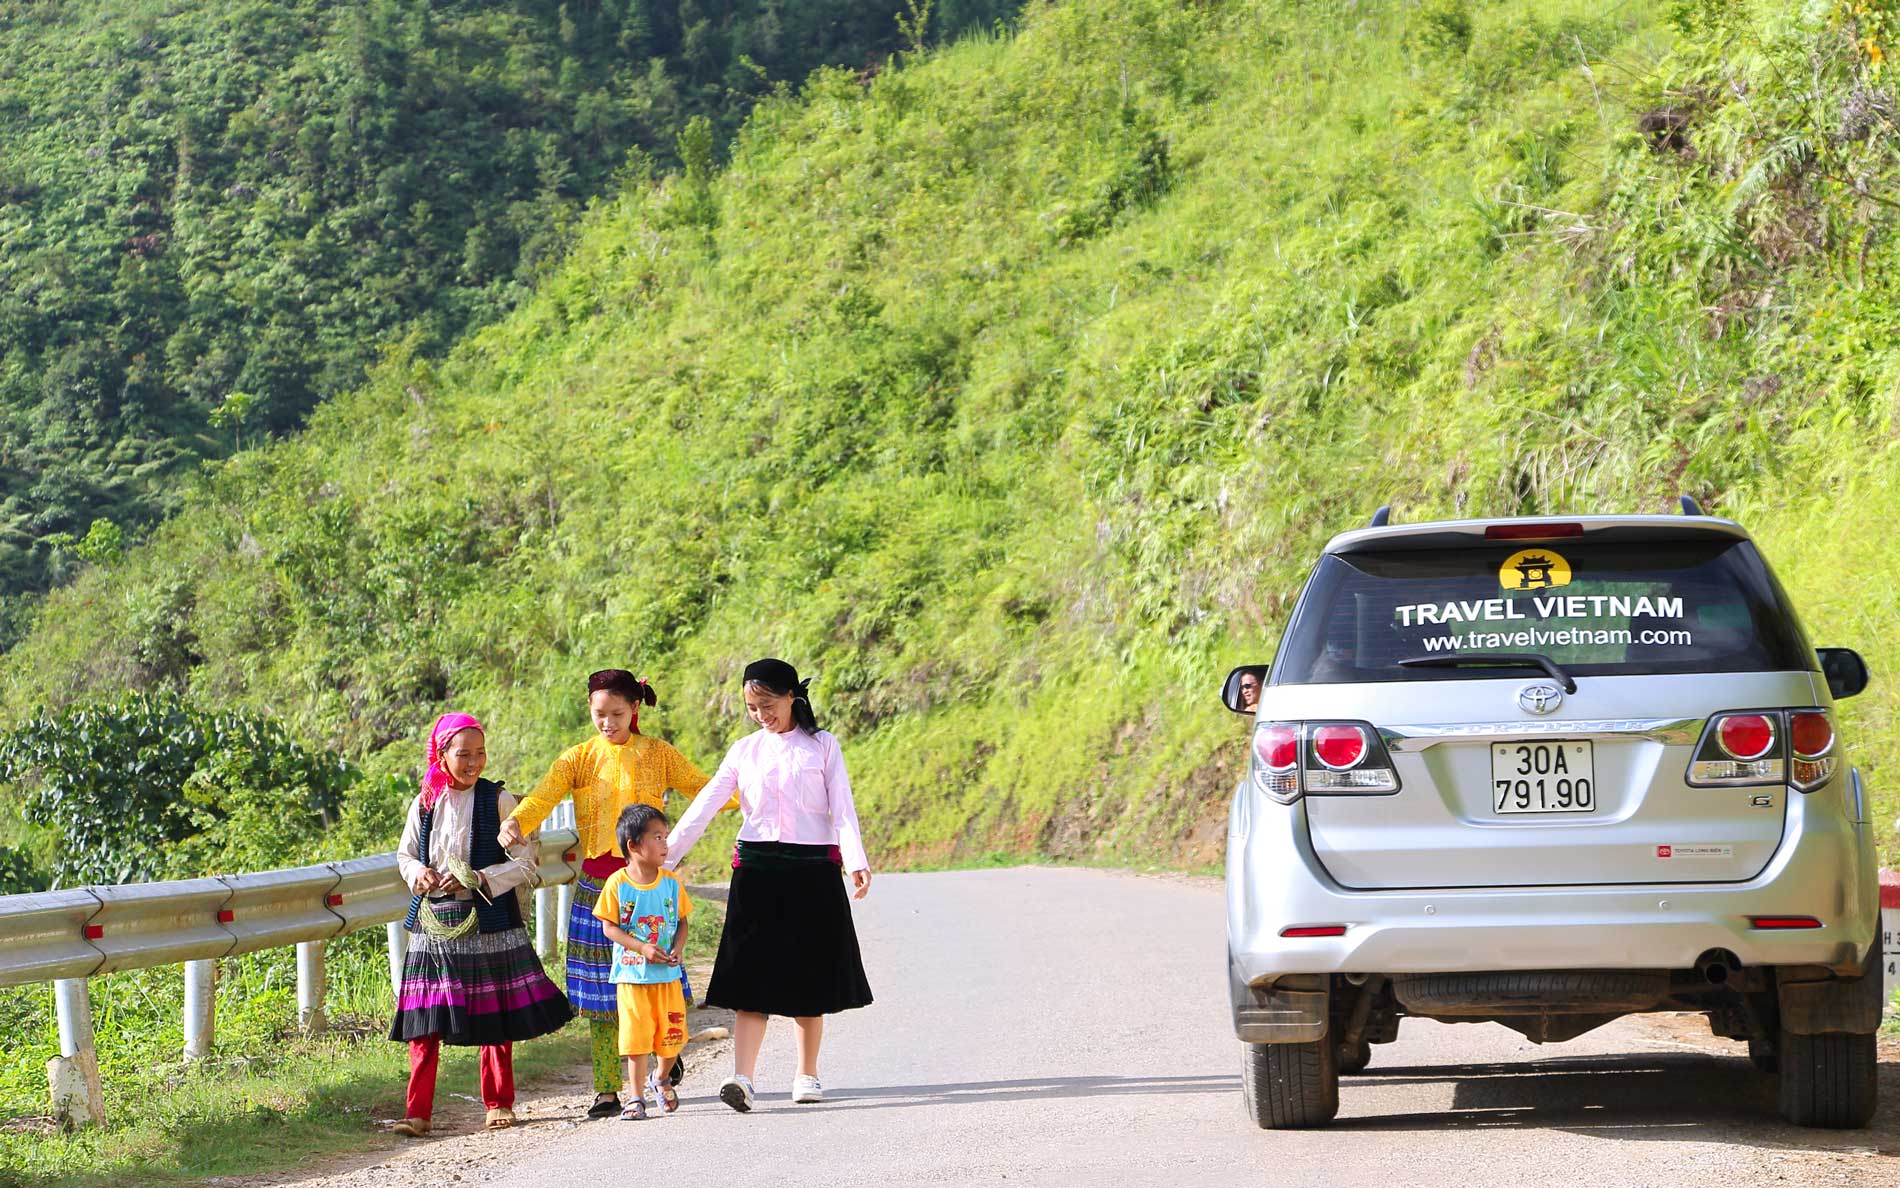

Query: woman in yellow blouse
left=499, top=669, right=732, bottom=1118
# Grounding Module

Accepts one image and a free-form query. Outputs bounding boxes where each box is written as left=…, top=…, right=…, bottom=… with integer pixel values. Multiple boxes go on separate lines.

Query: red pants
left=405, top=1037, right=514, bottom=1120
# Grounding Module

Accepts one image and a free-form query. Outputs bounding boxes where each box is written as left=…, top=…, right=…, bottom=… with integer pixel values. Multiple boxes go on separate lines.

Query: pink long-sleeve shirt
left=665, top=727, right=869, bottom=873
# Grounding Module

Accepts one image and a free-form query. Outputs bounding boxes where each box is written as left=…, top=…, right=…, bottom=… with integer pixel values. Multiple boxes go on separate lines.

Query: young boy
left=592, top=804, right=694, bottom=1120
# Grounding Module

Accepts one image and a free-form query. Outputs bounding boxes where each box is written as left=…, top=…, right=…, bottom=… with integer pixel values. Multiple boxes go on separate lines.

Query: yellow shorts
left=616, top=979, right=688, bottom=1058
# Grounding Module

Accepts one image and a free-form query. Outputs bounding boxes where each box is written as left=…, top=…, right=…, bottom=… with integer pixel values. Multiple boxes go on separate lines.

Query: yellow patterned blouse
left=508, top=734, right=731, bottom=860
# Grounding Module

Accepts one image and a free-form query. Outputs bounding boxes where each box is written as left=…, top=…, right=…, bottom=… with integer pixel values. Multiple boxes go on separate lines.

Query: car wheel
left=1746, top=1036, right=1777, bottom=1074
left=1241, top=1039, right=1339, bottom=1129
left=1337, top=1038, right=1372, bottom=1075
left=1776, top=1029, right=1876, bottom=1128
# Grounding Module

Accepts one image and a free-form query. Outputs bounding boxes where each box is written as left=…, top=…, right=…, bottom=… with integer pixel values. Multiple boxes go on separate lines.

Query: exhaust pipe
left=1695, top=949, right=1741, bottom=985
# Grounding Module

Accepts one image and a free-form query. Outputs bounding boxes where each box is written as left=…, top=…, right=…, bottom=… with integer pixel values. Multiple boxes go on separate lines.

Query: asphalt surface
left=251, top=868, right=1899, bottom=1188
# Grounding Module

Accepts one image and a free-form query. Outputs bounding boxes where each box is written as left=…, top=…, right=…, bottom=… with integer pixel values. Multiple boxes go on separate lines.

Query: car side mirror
left=1220, top=665, right=1269, bottom=715
left=1817, top=648, right=1869, bottom=700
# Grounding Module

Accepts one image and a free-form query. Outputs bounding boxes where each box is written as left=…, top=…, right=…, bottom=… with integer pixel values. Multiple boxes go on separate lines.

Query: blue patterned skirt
left=567, top=870, right=693, bottom=1020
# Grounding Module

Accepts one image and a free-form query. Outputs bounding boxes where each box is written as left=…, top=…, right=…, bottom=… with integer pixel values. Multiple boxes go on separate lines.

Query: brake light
left=1789, top=711, right=1832, bottom=757
left=1255, top=725, right=1298, bottom=771
left=1484, top=522, right=1584, bottom=540
left=1305, top=722, right=1397, bottom=792
left=1252, top=723, right=1301, bottom=803
left=1688, top=709, right=1836, bottom=792
left=1250, top=721, right=1401, bottom=801
left=1787, top=709, right=1836, bottom=791
left=1312, top=725, right=1367, bottom=770
left=1717, top=714, right=1775, bottom=761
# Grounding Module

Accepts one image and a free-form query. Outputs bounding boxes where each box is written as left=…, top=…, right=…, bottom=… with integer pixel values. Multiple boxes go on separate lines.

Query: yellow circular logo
left=1499, top=548, right=1572, bottom=592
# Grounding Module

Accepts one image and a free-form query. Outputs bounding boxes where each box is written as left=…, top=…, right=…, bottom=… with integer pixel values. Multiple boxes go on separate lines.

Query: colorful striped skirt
left=565, top=872, right=619, bottom=1019
left=569, top=870, right=695, bottom=1020
left=388, top=902, right=573, bottom=1046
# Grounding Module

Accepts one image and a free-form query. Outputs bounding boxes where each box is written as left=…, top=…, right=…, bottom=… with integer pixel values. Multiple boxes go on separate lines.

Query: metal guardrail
left=0, top=828, right=582, bottom=1128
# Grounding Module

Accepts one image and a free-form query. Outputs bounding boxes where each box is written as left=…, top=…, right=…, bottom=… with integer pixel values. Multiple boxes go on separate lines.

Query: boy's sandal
left=619, top=1099, right=648, bottom=1121
left=658, top=1079, right=679, bottom=1113
left=484, top=1107, right=516, bottom=1130
left=390, top=1116, right=430, bottom=1137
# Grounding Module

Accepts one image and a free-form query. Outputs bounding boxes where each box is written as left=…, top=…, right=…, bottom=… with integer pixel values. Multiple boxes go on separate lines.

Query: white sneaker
left=718, top=1074, right=755, bottom=1113
left=791, top=1074, right=823, bottom=1103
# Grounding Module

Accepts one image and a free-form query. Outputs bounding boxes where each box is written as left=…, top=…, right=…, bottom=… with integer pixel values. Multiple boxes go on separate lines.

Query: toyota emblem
left=1517, top=683, right=1563, bottom=715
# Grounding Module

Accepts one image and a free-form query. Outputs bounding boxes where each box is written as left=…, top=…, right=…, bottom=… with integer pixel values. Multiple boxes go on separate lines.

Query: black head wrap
left=742, top=658, right=818, bottom=731
left=741, top=657, right=806, bottom=697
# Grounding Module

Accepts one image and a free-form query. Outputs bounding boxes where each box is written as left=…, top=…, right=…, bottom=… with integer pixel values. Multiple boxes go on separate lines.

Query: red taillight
left=1311, top=725, right=1367, bottom=770
left=1789, top=711, right=1833, bottom=759
left=1279, top=925, right=1348, bottom=938
left=1484, top=522, right=1584, bottom=540
left=1717, top=714, right=1775, bottom=761
left=1253, top=720, right=1398, bottom=799
left=1748, top=915, right=1822, bottom=930
left=1255, top=725, right=1298, bottom=771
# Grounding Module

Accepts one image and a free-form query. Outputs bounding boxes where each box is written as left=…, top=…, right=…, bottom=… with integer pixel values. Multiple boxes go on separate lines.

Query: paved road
left=261, top=869, right=1898, bottom=1188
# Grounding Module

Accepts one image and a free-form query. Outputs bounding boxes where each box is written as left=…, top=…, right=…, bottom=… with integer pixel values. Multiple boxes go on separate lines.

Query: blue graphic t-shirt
left=590, top=868, right=694, bottom=985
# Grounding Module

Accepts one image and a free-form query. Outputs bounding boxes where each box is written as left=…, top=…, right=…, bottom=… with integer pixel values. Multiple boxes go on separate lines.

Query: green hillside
left=0, top=0, right=1016, bottom=638
left=2, top=0, right=1896, bottom=883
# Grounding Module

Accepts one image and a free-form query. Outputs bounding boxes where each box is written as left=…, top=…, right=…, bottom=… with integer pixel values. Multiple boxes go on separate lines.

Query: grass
left=6, top=0, right=1894, bottom=881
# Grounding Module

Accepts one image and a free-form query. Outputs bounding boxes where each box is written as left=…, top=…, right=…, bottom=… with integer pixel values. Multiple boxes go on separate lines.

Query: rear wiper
left=1397, top=652, right=1578, bottom=693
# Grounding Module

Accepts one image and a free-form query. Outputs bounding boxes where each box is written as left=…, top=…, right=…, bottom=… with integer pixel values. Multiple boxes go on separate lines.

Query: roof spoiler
left=1368, top=498, right=1701, bottom=528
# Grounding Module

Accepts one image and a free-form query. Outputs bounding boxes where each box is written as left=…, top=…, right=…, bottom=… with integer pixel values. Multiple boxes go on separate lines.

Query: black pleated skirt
left=703, top=841, right=874, bottom=1018
left=388, top=901, right=574, bottom=1046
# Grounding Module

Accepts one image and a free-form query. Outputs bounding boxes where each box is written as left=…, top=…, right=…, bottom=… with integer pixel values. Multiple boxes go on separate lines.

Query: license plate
left=1491, top=741, right=1595, bottom=814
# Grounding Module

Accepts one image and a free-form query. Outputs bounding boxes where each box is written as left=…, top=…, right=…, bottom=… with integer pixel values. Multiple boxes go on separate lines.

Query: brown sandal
left=390, top=1116, right=430, bottom=1137
left=484, top=1107, right=516, bottom=1130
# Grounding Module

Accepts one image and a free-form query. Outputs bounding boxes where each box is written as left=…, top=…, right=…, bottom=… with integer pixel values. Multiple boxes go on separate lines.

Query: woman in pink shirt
left=665, top=658, right=873, bottom=1112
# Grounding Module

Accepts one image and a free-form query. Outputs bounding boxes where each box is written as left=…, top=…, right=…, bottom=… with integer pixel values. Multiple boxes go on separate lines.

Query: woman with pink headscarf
left=388, top=713, right=573, bottom=1137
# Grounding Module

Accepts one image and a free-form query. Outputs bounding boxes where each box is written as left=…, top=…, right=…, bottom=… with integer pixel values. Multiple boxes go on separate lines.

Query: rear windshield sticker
left=1500, top=548, right=1572, bottom=592
left=1394, top=594, right=1685, bottom=627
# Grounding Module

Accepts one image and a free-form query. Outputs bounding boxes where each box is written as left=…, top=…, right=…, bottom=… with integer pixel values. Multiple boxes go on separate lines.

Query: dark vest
left=402, top=778, right=526, bottom=935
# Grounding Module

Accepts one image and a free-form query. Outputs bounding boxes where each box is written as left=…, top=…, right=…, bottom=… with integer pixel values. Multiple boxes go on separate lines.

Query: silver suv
left=1222, top=504, right=1880, bottom=1130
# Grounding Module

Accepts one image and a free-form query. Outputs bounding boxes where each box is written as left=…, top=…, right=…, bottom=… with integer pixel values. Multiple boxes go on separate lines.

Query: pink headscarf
left=421, top=712, right=485, bottom=810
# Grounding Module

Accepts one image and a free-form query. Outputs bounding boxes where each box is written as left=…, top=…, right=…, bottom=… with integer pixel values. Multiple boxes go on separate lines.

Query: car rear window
left=1271, top=536, right=1815, bottom=685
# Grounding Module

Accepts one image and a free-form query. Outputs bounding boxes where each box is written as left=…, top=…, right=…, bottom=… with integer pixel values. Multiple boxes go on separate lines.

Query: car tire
left=1241, top=1039, right=1339, bottom=1129
left=1337, top=1038, right=1372, bottom=1075
left=1776, top=1029, right=1876, bottom=1129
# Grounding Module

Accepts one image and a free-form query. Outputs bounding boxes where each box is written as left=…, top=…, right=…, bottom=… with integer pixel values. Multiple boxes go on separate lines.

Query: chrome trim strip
left=1380, top=718, right=1703, bottom=752
left=1851, top=767, right=1866, bottom=823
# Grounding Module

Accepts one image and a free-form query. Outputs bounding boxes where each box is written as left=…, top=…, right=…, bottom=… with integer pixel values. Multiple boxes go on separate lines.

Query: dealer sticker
left=1656, top=844, right=1733, bottom=859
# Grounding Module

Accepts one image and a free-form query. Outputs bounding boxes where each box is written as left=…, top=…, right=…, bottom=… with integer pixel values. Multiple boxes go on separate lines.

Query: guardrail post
left=557, top=882, right=574, bottom=945
left=183, top=959, right=217, bottom=1060
left=48, top=978, right=105, bottom=1129
left=386, top=921, right=409, bottom=1002
left=296, top=941, right=327, bottom=1035
left=535, top=886, right=559, bottom=959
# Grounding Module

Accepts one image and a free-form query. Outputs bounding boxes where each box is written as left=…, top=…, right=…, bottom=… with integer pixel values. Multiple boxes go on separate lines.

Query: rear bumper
left=1225, top=773, right=1879, bottom=998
